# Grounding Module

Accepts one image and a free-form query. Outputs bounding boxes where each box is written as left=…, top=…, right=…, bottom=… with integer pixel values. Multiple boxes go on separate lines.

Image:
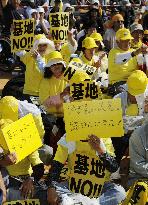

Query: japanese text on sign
left=63, top=98, right=124, bottom=141
left=64, top=61, right=97, bottom=81
left=0, top=114, right=42, bottom=163
left=69, top=151, right=106, bottom=198
left=10, top=19, right=34, bottom=52
left=4, top=199, right=40, bottom=205
left=49, top=12, right=69, bottom=42
left=70, top=79, right=102, bottom=100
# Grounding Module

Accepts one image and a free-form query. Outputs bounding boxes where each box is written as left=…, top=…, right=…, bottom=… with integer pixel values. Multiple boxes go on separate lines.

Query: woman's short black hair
left=44, top=63, right=66, bottom=79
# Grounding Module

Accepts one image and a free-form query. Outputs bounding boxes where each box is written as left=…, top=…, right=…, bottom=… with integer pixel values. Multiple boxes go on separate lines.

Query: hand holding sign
left=88, top=135, right=106, bottom=155
left=0, top=152, right=17, bottom=166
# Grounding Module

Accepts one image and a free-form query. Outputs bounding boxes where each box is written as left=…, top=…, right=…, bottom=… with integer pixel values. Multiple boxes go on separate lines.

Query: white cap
left=130, top=23, right=143, bottom=33
left=29, top=9, right=37, bottom=18
left=91, top=0, right=99, bottom=4
left=63, top=3, right=73, bottom=11
left=37, top=7, right=45, bottom=13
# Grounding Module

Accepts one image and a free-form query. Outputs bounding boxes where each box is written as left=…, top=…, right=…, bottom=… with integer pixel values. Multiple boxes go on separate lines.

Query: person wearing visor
left=108, top=28, right=148, bottom=87
left=104, top=14, right=124, bottom=51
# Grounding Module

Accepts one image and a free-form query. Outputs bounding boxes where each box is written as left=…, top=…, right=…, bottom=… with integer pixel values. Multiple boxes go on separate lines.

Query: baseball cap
left=127, top=70, right=148, bottom=96
left=130, top=24, right=143, bottom=33
left=116, top=28, right=134, bottom=41
left=82, top=37, right=98, bottom=49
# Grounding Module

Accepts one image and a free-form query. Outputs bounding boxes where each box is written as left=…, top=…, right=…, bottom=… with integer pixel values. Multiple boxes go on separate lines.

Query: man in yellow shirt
left=108, top=28, right=148, bottom=89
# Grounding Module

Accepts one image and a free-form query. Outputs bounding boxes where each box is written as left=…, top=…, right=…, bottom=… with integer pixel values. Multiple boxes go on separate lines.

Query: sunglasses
left=116, top=21, right=124, bottom=23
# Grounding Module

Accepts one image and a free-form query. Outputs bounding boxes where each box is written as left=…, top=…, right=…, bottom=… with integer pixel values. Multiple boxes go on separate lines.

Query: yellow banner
left=70, top=79, right=102, bottom=101
left=63, top=98, right=124, bottom=141
left=4, top=199, right=40, bottom=205
left=0, top=114, right=42, bottom=163
left=49, top=12, right=69, bottom=42
left=69, top=146, right=107, bottom=198
left=64, top=61, right=97, bottom=81
left=11, top=19, right=34, bottom=52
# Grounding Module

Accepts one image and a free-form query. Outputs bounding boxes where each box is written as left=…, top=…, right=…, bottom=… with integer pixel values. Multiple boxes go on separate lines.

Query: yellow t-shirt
left=7, top=150, right=42, bottom=176
left=54, top=137, right=115, bottom=198
left=131, top=40, right=142, bottom=49
left=39, top=76, right=67, bottom=116
left=108, top=48, right=138, bottom=85
left=21, top=52, right=48, bottom=96
left=60, top=43, right=72, bottom=65
left=80, top=54, right=95, bottom=66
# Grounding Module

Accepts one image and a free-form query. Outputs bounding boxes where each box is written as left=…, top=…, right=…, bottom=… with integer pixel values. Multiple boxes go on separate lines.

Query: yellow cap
left=127, top=70, right=148, bottom=96
left=112, top=14, right=124, bottom=22
left=144, top=30, right=148, bottom=35
left=34, top=34, right=46, bottom=41
left=90, top=32, right=103, bottom=42
left=82, top=37, right=98, bottom=49
left=70, top=58, right=82, bottom=64
left=116, top=28, right=134, bottom=41
left=46, top=51, right=66, bottom=68
left=47, top=51, right=63, bottom=60
left=0, top=96, right=18, bottom=121
left=70, top=70, right=90, bottom=84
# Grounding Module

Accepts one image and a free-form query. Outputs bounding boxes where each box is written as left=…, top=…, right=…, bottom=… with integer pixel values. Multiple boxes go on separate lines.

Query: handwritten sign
left=63, top=98, right=124, bottom=141
left=11, top=19, right=34, bottom=52
left=49, top=12, right=69, bottom=42
left=0, top=114, right=42, bottom=163
left=4, top=199, right=40, bottom=205
left=64, top=61, right=97, bottom=81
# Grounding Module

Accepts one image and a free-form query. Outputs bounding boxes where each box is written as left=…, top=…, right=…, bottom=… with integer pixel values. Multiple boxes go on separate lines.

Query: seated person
left=108, top=28, right=148, bottom=87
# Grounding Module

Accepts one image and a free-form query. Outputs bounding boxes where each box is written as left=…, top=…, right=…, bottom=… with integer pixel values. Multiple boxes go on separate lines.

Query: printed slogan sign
left=64, top=61, right=97, bottom=81
left=4, top=199, right=40, bottom=205
left=63, top=98, right=124, bottom=141
left=70, top=79, right=102, bottom=101
left=69, top=150, right=107, bottom=198
left=0, top=114, right=42, bottom=163
left=49, top=12, right=69, bottom=42
left=11, top=19, right=34, bottom=52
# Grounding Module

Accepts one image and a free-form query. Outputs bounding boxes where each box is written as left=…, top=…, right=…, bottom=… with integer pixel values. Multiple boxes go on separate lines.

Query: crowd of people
left=0, top=0, right=148, bottom=204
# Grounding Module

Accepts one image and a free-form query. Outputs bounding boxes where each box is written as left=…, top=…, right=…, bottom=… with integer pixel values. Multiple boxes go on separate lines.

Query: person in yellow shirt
left=90, top=32, right=108, bottom=73
left=39, top=51, right=68, bottom=152
left=0, top=96, right=52, bottom=203
left=80, top=37, right=98, bottom=67
left=108, top=28, right=147, bottom=89
left=16, top=34, right=55, bottom=97
left=39, top=51, right=67, bottom=116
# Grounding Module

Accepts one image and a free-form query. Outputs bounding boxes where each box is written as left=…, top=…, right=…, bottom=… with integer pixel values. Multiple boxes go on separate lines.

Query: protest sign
left=49, top=12, right=69, bottom=42
left=0, top=114, right=42, bottom=163
left=69, top=149, right=107, bottom=198
left=4, top=199, right=40, bottom=205
left=64, top=61, right=97, bottom=81
left=63, top=98, right=124, bottom=141
left=10, top=19, right=34, bottom=52
left=70, top=79, right=102, bottom=101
